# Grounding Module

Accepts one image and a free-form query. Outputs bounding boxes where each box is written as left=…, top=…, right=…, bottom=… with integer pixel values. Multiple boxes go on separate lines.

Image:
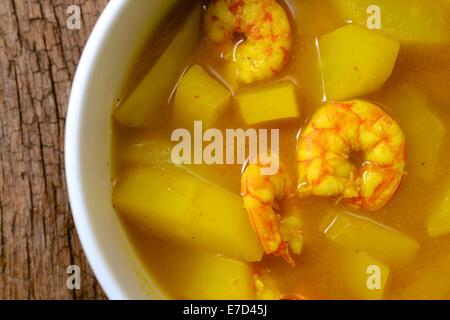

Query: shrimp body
left=204, top=0, right=292, bottom=84
left=297, top=100, right=406, bottom=211
left=241, top=159, right=302, bottom=266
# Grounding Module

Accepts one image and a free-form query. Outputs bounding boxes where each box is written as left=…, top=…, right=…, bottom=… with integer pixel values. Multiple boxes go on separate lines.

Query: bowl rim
left=65, top=0, right=128, bottom=300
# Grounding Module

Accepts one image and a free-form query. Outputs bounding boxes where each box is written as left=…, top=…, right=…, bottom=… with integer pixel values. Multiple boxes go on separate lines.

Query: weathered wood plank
left=0, top=0, right=109, bottom=300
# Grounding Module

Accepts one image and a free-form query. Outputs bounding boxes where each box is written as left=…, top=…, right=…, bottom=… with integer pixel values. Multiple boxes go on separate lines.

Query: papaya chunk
left=339, top=249, right=390, bottom=300
left=321, top=211, right=420, bottom=266
left=427, top=182, right=450, bottom=238
left=173, top=65, right=231, bottom=127
left=114, top=7, right=201, bottom=128
left=113, top=166, right=263, bottom=262
left=115, top=134, right=240, bottom=194
left=331, top=0, right=450, bottom=44
left=142, top=238, right=254, bottom=300
left=237, top=81, right=300, bottom=124
left=117, top=135, right=175, bottom=168
left=385, top=83, right=445, bottom=184
left=318, top=24, right=399, bottom=101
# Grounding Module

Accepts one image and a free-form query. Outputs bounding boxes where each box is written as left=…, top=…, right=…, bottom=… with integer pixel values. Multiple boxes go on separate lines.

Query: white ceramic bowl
left=65, top=0, right=182, bottom=299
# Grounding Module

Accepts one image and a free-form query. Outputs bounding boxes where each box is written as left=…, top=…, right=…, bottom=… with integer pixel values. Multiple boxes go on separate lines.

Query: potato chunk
left=427, top=183, right=450, bottom=238
left=144, top=239, right=254, bottom=300
left=321, top=211, right=420, bottom=266
left=237, top=81, right=300, bottom=124
left=173, top=65, right=231, bottom=127
left=385, top=84, right=445, bottom=183
left=113, top=166, right=263, bottom=262
left=331, top=0, right=450, bottom=44
left=114, top=7, right=201, bottom=128
left=339, top=249, right=390, bottom=300
left=318, top=24, right=399, bottom=101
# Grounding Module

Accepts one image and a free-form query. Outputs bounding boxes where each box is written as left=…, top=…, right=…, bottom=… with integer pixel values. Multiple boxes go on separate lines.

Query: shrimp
left=204, top=0, right=292, bottom=84
left=241, top=157, right=303, bottom=266
left=297, top=100, right=407, bottom=211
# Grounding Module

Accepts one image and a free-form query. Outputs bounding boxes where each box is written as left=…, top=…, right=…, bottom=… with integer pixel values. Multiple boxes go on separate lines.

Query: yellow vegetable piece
left=115, top=134, right=240, bottom=194
left=321, top=211, right=420, bottom=266
left=339, top=249, right=390, bottom=300
left=394, top=254, right=450, bottom=300
left=331, top=0, right=450, bottom=44
left=113, top=166, right=263, bottom=262
left=142, top=238, right=254, bottom=300
left=386, top=83, right=445, bottom=183
left=318, top=24, right=399, bottom=101
left=173, top=65, right=231, bottom=128
left=427, top=183, right=450, bottom=237
left=237, top=81, right=300, bottom=125
left=117, top=135, right=175, bottom=168
left=114, top=7, right=201, bottom=128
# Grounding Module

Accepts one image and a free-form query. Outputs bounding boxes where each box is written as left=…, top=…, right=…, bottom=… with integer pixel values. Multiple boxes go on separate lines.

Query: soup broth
left=111, top=0, right=450, bottom=299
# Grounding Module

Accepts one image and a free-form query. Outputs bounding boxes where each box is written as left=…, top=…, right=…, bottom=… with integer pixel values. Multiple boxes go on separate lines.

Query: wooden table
left=0, top=0, right=109, bottom=300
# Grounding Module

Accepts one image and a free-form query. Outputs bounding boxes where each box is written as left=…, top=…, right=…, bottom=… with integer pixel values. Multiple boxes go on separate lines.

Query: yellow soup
left=111, top=0, right=450, bottom=300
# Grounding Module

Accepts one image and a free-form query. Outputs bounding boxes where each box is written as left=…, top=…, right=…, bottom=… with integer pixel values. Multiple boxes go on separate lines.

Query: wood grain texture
left=0, top=0, right=109, bottom=300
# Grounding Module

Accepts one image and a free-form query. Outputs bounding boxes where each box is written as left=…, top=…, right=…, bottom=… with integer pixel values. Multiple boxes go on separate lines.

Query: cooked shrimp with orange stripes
left=297, top=100, right=407, bottom=211
left=204, top=0, right=292, bottom=84
left=241, top=156, right=303, bottom=266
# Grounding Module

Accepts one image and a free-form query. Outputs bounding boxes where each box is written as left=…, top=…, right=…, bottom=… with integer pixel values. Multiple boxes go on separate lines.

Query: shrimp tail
left=274, top=242, right=296, bottom=267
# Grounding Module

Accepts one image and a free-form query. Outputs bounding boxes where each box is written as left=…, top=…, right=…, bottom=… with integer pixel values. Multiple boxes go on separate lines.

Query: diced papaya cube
left=114, top=7, right=201, bottom=128
left=321, top=211, right=420, bottom=266
left=339, top=249, right=390, bottom=300
left=143, top=239, right=254, bottom=300
left=394, top=254, right=450, bottom=299
left=112, top=166, right=263, bottom=262
left=331, top=0, right=450, bottom=44
left=173, top=65, right=231, bottom=127
left=385, top=83, right=445, bottom=183
left=427, top=184, right=450, bottom=237
left=237, top=81, right=300, bottom=125
left=318, top=24, right=399, bottom=101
